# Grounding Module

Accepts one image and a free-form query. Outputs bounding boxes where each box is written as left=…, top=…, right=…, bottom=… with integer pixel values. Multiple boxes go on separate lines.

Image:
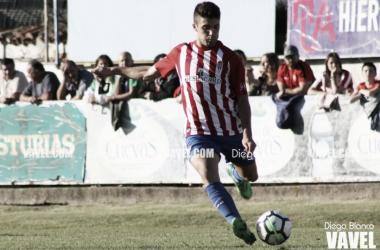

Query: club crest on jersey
left=198, top=68, right=204, bottom=77
left=215, top=61, right=223, bottom=78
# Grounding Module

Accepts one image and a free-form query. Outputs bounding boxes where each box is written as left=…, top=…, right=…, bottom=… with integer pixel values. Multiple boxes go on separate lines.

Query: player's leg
left=226, top=162, right=258, bottom=200
left=189, top=147, right=241, bottom=224
left=187, top=135, right=241, bottom=222
left=187, top=135, right=256, bottom=245
left=223, top=134, right=259, bottom=200
left=232, top=162, right=258, bottom=183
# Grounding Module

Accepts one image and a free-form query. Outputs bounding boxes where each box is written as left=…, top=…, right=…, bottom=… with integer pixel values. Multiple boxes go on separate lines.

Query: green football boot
left=231, top=217, right=257, bottom=245
left=226, top=163, right=252, bottom=199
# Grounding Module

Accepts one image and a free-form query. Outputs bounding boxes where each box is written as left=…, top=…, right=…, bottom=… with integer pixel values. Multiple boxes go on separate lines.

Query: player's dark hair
left=194, top=2, right=220, bottom=22
left=325, top=52, right=342, bottom=76
left=29, top=59, right=45, bottom=72
left=154, top=53, right=166, bottom=64
left=362, top=62, right=377, bottom=73
left=1, top=58, right=15, bottom=68
left=234, top=49, right=246, bottom=62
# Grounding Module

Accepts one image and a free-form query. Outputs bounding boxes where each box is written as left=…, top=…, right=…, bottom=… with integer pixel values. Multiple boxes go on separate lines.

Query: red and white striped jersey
left=311, top=69, right=353, bottom=94
left=155, top=41, right=247, bottom=137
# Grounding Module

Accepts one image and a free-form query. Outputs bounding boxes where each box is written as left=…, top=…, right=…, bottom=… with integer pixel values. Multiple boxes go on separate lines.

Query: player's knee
left=247, top=173, right=258, bottom=182
left=250, top=174, right=258, bottom=183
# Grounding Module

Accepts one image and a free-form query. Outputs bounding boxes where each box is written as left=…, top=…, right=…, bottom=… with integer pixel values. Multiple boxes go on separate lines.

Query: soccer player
left=92, top=2, right=258, bottom=245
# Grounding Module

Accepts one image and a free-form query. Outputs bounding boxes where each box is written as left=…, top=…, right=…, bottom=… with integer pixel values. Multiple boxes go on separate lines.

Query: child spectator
left=350, top=62, right=380, bottom=103
left=308, top=53, right=353, bottom=95
left=84, top=55, right=116, bottom=105
left=350, top=62, right=380, bottom=132
left=0, top=58, right=28, bottom=104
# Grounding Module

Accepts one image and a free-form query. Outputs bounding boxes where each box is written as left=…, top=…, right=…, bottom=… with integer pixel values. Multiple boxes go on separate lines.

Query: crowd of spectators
left=0, top=46, right=379, bottom=122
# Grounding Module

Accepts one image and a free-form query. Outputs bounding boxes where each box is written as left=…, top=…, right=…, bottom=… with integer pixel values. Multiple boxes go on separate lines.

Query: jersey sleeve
left=155, top=45, right=182, bottom=78
left=356, top=82, right=365, bottom=90
left=298, top=62, right=315, bottom=83
left=339, top=70, right=353, bottom=91
left=231, top=54, right=247, bottom=96
left=277, top=64, right=286, bottom=84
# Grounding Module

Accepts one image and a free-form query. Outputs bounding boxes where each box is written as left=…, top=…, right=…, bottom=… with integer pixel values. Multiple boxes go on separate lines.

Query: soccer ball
left=256, top=211, right=292, bottom=245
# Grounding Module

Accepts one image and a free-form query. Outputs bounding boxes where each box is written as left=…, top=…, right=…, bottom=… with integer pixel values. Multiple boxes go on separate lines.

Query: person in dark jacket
left=138, top=53, right=180, bottom=101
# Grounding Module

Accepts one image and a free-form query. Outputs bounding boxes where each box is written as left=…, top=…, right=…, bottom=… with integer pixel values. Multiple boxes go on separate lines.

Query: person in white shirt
left=0, top=58, right=28, bottom=104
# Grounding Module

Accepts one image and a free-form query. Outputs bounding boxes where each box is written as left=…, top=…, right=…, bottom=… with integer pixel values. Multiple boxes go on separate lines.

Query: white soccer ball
left=256, top=211, right=292, bottom=245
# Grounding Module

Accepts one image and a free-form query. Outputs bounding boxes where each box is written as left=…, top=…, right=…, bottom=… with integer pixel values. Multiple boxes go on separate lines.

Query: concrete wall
left=0, top=183, right=378, bottom=205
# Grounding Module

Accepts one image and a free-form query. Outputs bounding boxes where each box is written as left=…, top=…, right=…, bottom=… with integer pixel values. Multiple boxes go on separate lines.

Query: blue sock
left=233, top=168, right=245, bottom=182
left=206, top=182, right=241, bottom=224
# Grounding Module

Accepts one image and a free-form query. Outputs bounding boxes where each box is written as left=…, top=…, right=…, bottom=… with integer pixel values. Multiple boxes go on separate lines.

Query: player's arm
left=92, top=65, right=161, bottom=82
left=238, top=95, right=256, bottom=153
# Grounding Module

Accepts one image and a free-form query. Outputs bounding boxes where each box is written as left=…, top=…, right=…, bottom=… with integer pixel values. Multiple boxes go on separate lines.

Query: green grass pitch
left=0, top=200, right=379, bottom=249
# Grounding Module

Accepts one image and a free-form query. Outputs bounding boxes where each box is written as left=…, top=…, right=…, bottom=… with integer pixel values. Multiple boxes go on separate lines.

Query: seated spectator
left=20, top=59, right=60, bottom=104
left=251, top=53, right=279, bottom=96
left=350, top=62, right=380, bottom=103
left=350, top=62, right=380, bottom=132
left=84, top=54, right=117, bottom=105
left=276, top=45, right=315, bottom=99
left=0, top=58, right=28, bottom=104
left=138, top=53, right=180, bottom=101
left=234, top=49, right=258, bottom=94
left=308, top=52, right=353, bottom=95
left=108, top=52, right=140, bottom=102
left=57, top=60, right=94, bottom=100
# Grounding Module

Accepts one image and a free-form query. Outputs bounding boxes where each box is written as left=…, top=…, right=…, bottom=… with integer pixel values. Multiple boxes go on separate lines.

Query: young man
left=92, top=2, right=258, bottom=245
left=350, top=62, right=380, bottom=103
left=0, top=58, right=28, bottom=104
left=277, top=45, right=315, bottom=99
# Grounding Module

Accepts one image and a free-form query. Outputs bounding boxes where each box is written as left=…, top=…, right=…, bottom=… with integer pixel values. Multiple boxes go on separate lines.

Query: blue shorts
left=186, top=134, right=255, bottom=166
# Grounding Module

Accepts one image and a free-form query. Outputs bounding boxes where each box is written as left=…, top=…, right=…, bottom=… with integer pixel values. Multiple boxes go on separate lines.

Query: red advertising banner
left=288, top=0, right=380, bottom=59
